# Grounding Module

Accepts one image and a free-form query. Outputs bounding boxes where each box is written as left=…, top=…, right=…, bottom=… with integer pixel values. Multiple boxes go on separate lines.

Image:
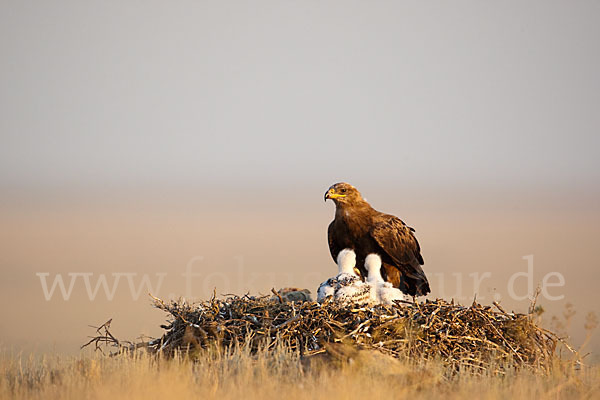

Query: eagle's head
left=324, top=182, right=363, bottom=205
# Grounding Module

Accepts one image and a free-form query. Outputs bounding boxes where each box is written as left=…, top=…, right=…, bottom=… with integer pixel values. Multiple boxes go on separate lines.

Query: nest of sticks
left=82, top=288, right=574, bottom=373
left=101, top=289, right=567, bottom=372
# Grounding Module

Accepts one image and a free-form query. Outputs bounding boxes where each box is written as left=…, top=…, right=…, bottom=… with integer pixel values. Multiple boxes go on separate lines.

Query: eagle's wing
left=369, top=215, right=430, bottom=296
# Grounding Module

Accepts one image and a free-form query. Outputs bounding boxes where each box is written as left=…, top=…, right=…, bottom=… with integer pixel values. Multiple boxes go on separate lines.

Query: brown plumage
left=324, top=182, right=430, bottom=297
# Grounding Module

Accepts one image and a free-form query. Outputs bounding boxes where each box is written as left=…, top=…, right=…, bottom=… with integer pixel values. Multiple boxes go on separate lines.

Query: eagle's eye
left=341, top=188, right=347, bottom=193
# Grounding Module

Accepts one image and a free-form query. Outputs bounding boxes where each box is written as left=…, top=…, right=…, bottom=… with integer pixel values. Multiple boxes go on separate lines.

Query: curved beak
left=325, top=188, right=345, bottom=201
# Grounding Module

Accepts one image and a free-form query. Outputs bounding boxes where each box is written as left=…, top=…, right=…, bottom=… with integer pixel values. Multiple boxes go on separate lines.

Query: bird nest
left=83, top=289, right=574, bottom=374
left=91, top=290, right=579, bottom=374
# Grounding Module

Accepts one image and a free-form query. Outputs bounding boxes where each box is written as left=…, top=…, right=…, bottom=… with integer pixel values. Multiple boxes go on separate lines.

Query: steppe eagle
left=324, top=182, right=430, bottom=296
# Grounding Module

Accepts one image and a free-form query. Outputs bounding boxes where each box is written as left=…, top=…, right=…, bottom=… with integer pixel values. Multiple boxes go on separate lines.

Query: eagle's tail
left=405, top=273, right=430, bottom=296
left=382, top=263, right=430, bottom=297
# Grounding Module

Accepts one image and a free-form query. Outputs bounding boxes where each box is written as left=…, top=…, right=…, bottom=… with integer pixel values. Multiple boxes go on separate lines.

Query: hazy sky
left=1, top=1, right=600, bottom=357
left=1, top=1, right=599, bottom=192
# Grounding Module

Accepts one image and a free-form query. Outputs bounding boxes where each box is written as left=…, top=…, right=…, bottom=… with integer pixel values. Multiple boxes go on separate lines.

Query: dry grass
left=3, top=294, right=598, bottom=399
left=1, top=346, right=599, bottom=400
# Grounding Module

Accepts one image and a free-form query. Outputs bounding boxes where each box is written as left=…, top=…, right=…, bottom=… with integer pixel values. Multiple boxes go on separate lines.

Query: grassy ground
left=2, top=346, right=598, bottom=400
